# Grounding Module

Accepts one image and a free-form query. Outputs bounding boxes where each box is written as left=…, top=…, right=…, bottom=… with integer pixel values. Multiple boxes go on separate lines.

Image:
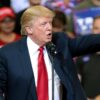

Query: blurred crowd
left=0, top=0, right=100, bottom=100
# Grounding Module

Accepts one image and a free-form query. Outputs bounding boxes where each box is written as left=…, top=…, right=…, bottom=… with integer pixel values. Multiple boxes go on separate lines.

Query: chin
left=44, top=40, right=51, bottom=45
left=47, top=39, right=52, bottom=42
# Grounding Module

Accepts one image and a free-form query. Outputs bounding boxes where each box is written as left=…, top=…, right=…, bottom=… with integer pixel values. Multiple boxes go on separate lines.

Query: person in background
left=0, top=7, right=21, bottom=48
left=52, top=10, right=75, bottom=38
left=75, top=16, right=100, bottom=100
left=52, top=10, right=67, bottom=33
left=67, top=0, right=100, bottom=33
left=44, top=0, right=74, bottom=15
left=14, top=0, right=42, bottom=34
left=92, top=16, right=100, bottom=34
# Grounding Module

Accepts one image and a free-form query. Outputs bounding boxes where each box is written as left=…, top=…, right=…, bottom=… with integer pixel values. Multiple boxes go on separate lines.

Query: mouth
left=47, top=33, right=52, bottom=38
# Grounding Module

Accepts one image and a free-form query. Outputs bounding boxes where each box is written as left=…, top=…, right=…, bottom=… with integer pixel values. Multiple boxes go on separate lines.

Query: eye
left=41, top=22, right=47, bottom=26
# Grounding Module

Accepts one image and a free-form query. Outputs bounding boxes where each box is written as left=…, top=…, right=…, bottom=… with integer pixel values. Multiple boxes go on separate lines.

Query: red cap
left=0, top=7, right=15, bottom=21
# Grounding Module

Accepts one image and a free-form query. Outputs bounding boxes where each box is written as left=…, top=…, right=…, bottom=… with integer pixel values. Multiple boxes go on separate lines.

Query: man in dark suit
left=0, top=5, right=100, bottom=100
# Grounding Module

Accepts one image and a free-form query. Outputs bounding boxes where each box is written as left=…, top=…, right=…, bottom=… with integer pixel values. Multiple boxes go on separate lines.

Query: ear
left=25, top=26, right=33, bottom=35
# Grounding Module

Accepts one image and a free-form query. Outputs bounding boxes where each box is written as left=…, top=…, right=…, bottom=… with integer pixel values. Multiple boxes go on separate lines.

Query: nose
left=47, top=22, right=52, bottom=30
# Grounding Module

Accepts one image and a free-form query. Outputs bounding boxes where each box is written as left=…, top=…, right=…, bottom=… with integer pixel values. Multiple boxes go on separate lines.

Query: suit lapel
left=46, top=45, right=74, bottom=96
left=19, top=37, right=37, bottom=100
left=54, top=55, right=74, bottom=94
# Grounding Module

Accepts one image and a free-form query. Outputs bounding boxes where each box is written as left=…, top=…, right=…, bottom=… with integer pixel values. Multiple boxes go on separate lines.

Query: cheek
left=8, top=22, right=15, bottom=28
left=31, top=26, right=46, bottom=39
left=36, top=31, right=46, bottom=40
left=93, top=28, right=100, bottom=34
left=0, top=23, right=6, bottom=30
left=36, top=27, right=46, bottom=34
left=0, top=22, right=15, bottom=29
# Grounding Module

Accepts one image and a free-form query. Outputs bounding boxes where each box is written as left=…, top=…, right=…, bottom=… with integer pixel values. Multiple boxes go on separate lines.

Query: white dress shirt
left=27, top=37, right=60, bottom=100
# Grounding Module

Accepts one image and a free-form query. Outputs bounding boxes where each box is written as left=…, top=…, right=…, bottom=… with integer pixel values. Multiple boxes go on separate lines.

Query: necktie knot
left=38, top=46, right=44, bottom=52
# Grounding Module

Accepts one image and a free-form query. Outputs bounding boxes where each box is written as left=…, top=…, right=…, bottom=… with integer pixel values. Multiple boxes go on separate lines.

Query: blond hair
left=20, top=5, right=55, bottom=35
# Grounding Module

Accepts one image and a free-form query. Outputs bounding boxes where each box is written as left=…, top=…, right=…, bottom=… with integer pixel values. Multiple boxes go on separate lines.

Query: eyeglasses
left=0, top=18, right=15, bottom=23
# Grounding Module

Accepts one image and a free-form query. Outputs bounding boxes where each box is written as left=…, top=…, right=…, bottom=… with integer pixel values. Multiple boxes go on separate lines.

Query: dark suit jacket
left=0, top=32, right=100, bottom=100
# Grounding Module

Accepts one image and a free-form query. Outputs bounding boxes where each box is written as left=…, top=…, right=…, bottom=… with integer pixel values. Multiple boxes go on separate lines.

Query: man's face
left=92, top=18, right=100, bottom=34
left=0, top=17, right=15, bottom=33
left=28, top=17, right=53, bottom=46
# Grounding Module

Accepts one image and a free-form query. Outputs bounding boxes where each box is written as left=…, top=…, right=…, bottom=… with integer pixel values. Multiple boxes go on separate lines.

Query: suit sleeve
left=0, top=49, right=7, bottom=100
left=68, top=34, right=100, bottom=57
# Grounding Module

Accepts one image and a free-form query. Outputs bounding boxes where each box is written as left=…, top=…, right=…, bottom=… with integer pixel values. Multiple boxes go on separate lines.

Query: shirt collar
left=27, top=36, right=39, bottom=55
left=27, top=36, right=46, bottom=54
